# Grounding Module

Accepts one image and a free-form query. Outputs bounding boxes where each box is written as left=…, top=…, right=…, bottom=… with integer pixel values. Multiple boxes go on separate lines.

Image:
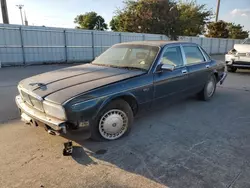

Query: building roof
left=115, top=40, right=195, bottom=47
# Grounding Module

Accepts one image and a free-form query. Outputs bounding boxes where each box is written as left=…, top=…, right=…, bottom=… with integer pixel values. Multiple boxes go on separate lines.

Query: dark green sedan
left=16, top=41, right=227, bottom=141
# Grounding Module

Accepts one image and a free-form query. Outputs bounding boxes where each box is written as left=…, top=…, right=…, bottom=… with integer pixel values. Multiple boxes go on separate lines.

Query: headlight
left=43, top=101, right=66, bottom=120
left=228, top=49, right=237, bottom=55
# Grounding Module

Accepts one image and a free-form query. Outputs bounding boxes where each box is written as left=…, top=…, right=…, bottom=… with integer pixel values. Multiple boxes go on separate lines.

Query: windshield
left=243, top=38, right=250, bottom=44
left=92, top=44, right=159, bottom=71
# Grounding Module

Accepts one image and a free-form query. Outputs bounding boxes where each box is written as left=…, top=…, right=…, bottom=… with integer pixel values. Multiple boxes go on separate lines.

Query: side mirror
left=160, top=64, right=175, bottom=71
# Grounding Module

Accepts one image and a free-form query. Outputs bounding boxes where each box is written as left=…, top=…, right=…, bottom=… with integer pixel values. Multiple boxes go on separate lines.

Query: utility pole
left=16, top=4, right=24, bottom=25
left=215, top=0, right=221, bottom=22
left=24, top=10, right=28, bottom=26
left=1, top=0, right=9, bottom=24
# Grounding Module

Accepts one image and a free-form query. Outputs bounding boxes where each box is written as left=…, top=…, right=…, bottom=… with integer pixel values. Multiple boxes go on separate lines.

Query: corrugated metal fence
left=178, top=36, right=244, bottom=55
left=0, top=24, right=244, bottom=66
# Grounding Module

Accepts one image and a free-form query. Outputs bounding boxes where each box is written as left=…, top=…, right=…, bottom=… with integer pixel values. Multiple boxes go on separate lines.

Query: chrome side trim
left=16, top=95, right=65, bottom=130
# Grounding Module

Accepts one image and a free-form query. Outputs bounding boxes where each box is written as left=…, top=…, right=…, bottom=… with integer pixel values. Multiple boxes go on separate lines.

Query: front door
left=153, top=45, right=189, bottom=106
left=182, top=45, right=212, bottom=94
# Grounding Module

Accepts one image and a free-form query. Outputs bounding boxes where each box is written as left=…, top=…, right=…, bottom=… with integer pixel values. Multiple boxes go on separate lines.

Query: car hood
left=19, top=64, right=145, bottom=104
left=234, top=44, right=250, bottom=53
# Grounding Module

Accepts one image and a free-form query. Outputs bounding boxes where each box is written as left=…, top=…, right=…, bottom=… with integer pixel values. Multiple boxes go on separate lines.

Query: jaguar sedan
left=16, top=41, right=227, bottom=141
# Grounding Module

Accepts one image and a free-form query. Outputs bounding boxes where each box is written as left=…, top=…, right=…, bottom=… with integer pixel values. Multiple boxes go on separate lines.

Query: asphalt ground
left=0, top=55, right=250, bottom=188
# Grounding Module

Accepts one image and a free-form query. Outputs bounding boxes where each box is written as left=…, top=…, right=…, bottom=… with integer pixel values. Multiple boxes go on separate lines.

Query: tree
left=205, top=21, right=249, bottom=39
left=109, top=0, right=212, bottom=39
left=177, top=1, right=213, bottom=36
left=227, top=23, right=249, bottom=39
left=205, top=20, right=229, bottom=38
left=110, top=16, right=121, bottom=31
left=74, top=12, right=108, bottom=30
left=110, top=0, right=179, bottom=39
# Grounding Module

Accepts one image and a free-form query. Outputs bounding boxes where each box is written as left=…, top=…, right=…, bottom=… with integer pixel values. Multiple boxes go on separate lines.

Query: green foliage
left=206, top=21, right=249, bottom=39
left=227, top=23, right=249, bottom=39
left=74, top=12, right=108, bottom=30
left=110, top=16, right=121, bottom=31
left=177, top=1, right=213, bottom=36
left=110, top=0, right=179, bottom=39
left=205, top=20, right=229, bottom=38
left=109, top=0, right=212, bottom=39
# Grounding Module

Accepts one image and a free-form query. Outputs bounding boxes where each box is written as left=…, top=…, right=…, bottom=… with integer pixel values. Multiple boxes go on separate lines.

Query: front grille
left=237, top=53, right=246, bottom=57
left=20, top=90, right=32, bottom=106
left=29, top=95, right=44, bottom=111
left=20, top=90, right=44, bottom=112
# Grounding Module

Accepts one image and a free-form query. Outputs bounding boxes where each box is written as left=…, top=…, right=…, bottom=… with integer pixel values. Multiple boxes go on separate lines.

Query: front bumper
left=225, top=54, right=250, bottom=68
left=15, top=95, right=66, bottom=131
left=219, top=72, right=227, bottom=85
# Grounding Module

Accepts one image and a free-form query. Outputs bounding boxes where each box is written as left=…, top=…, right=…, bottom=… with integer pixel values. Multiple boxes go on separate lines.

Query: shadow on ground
left=63, top=89, right=250, bottom=188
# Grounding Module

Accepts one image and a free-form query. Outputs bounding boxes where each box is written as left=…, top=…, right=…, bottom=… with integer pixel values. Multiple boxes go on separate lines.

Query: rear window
left=183, top=46, right=205, bottom=64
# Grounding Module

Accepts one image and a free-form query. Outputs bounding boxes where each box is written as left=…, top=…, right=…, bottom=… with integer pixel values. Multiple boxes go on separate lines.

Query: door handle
left=206, top=65, right=210, bottom=68
left=182, top=69, right=187, bottom=74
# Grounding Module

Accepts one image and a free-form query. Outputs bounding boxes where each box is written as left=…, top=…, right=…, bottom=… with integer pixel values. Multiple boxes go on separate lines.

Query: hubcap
left=206, top=79, right=215, bottom=97
left=99, top=109, right=128, bottom=140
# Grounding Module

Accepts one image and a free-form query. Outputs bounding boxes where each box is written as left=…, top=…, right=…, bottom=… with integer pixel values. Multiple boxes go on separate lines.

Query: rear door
left=181, top=44, right=212, bottom=93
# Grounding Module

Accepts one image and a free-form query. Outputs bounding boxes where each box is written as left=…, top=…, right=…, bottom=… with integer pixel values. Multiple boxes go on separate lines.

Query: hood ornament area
left=29, top=82, right=47, bottom=90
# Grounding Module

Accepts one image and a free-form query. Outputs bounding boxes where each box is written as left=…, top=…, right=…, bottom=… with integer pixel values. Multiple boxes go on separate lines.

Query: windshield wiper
left=92, top=63, right=116, bottom=68
left=92, top=63, right=146, bottom=71
left=119, top=66, right=146, bottom=71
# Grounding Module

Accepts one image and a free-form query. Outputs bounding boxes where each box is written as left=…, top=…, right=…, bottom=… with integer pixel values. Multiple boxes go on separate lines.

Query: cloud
left=230, top=9, right=250, bottom=17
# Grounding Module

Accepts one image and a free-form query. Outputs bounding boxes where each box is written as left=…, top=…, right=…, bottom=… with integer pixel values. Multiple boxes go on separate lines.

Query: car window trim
left=198, top=46, right=210, bottom=62
left=181, top=44, right=207, bottom=66
left=147, top=46, right=161, bottom=74
left=153, top=44, right=186, bottom=73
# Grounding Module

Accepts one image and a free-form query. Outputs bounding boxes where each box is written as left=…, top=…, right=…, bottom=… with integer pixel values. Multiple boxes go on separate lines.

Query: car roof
left=114, top=40, right=197, bottom=48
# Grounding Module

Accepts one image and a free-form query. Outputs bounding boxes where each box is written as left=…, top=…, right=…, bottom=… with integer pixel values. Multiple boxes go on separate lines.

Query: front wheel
left=197, top=75, right=217, bottom=101
left=90, top=99, right=133, bottom=141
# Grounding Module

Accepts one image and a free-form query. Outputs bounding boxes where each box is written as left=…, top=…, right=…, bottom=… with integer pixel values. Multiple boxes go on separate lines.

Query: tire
left=197, top=75, right=217, bottom=101
left=90, top=99, right=133, bottom=141
left=227, top=66, right=237, bottom=73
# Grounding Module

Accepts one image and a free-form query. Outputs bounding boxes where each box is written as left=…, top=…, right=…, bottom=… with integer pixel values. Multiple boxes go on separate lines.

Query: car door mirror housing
left=160, top=64, right=175, bottom=71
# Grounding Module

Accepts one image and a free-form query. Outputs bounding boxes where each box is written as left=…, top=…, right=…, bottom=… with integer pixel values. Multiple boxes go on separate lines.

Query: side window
left=200, top=47, right=211, bottom=61
left=183, top=46, right=205, bottom=65
left=161, top=46, right=183, bottom=67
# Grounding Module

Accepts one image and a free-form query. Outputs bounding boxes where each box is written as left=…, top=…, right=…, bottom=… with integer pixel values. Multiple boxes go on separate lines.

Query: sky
left=0, top=0, right=250, bottom=31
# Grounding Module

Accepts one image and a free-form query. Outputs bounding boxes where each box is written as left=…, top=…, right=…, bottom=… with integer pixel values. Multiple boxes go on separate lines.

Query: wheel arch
left=95, top=93, right=139, bottom=118
left=213, top=70, right=219, bottom=82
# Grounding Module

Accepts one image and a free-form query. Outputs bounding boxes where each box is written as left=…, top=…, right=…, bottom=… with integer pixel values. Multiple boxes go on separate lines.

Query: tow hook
left=47, top=129, right=60, bottom=136
left=63, top=141, right=73, bottom=156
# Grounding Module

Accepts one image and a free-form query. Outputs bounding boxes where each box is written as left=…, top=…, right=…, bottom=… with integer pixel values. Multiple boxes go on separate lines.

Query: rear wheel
left=90, top=99, right=133, bottom=141
left=227, top=66, right=237, bottom=73
left=198, top=75, right=217, bottom=101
